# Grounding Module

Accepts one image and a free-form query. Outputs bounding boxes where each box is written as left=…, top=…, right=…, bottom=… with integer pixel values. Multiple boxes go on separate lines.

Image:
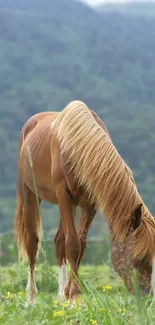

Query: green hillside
left=0, top=0, right=155, bottom=235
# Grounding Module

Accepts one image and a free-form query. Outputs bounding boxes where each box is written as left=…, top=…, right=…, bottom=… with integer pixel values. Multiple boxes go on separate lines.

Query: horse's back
left=21, top=112, right=59, bottom=142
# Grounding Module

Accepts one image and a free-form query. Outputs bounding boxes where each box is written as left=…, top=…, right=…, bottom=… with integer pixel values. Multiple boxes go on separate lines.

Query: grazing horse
left=14, top=101, right=155, bottom=305
left=14, top=109, right=104, bottom=304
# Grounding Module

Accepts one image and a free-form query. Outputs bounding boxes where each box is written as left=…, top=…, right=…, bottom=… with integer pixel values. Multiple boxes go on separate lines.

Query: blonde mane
left=53, top=100, right=155, bottom=261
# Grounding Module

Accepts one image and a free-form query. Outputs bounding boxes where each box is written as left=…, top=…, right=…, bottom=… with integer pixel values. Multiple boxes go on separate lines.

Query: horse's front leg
left=65, top=205, right=96, bottom=299
left=77, top=205, right=96, bottom=266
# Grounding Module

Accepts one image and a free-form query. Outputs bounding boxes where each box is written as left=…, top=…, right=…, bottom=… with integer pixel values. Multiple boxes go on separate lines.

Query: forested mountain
left=1, top=0, right=155, bottom=237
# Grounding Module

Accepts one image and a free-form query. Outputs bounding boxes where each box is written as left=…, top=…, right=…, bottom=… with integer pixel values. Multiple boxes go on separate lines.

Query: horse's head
left=111, top=204, right=153, bottom=296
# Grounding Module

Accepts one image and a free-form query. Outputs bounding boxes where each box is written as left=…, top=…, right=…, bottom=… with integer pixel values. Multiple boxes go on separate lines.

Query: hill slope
left=0, top=0, right=155, bottom=234
left=97, top=1, right=155, bottom=17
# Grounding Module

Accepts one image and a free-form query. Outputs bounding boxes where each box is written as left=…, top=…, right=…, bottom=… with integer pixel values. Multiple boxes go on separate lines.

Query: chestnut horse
left=14, top=100, right=155, bottom=305
left=14, top=109, right=105, bottom=304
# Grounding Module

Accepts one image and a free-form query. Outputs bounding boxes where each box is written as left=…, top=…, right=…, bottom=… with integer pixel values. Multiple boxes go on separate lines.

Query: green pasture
left=0, top=262, right=155, bottom=325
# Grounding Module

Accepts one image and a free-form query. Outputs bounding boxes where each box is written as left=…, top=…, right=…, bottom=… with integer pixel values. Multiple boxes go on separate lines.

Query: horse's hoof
left=64, top=286, right=71, bottom=301
left=70, top=286, right=82, bottom=298
left=24, top=300, right=36, bottom=308
left=25, top=294, right=37, bottom=307
left=58, top=293, right=66, bottom=303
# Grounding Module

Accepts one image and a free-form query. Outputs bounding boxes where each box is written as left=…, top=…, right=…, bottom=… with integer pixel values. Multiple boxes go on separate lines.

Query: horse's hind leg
left=55, top=205, right=76, bottom=301
left=54, top=221, right=68, bottom=301
left=56, top=184, right=81, bottom=301
left=22, top=184, right=41, bottom=305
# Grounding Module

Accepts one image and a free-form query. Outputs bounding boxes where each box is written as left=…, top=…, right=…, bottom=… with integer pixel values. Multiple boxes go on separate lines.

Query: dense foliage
left=1, top=0, right=155, bottom=234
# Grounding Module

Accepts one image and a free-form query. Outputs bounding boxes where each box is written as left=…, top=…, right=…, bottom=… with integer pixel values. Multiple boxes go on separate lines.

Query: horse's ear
left=130, top=204, right=143, bottom=230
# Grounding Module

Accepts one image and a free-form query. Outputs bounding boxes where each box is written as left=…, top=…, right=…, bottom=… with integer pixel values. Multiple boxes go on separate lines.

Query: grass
left=1, top=262, right=155, bottom=324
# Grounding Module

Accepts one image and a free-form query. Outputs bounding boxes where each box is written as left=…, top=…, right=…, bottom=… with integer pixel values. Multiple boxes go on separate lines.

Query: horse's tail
left=14, top=126, right=42, bottom=261
left=14, top=192, right=26, bottom=261
left=14, top=129, right=27, bottom=260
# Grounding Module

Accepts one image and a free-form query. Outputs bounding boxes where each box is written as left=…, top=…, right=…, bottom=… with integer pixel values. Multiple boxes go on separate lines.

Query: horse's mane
left=53, top=100, right=155, bottom=261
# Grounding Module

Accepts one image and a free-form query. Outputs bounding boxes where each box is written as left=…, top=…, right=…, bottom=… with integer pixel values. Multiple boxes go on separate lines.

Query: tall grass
left=0, top=263, right=155, bottom=325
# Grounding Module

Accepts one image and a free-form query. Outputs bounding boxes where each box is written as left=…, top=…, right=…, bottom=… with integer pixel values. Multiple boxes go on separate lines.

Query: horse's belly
left=24, top=175, right=58, bottom=204
left=37, top=187, right=58, bottom=204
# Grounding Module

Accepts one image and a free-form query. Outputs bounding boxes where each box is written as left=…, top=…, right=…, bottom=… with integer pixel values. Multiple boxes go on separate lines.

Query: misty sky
left=82, top=0, right=155, bottom=6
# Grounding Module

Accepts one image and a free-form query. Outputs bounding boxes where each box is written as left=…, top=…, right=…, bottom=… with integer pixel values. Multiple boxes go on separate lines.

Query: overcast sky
left=81, top=0, right=155, bottom=6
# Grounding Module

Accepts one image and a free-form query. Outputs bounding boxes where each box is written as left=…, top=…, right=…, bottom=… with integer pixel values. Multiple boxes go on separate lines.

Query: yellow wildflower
left=53, top=310, right=65, bottom=318
left=18, top=292, right=24, bottom=296
left=99, top=307, right=111, bottom=313
left=90, top=319, right=97, bottom=324
left=102, top=285, right=112, bottom=292
left=7, top=292, right=11, bottom=299
left=118, top=308, right=125, bottom=315
left=53, top=299, right=59, bottom=305
left=61, top=300, right=71, bottom=308
left=99, top=307, right=105, bottom=312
